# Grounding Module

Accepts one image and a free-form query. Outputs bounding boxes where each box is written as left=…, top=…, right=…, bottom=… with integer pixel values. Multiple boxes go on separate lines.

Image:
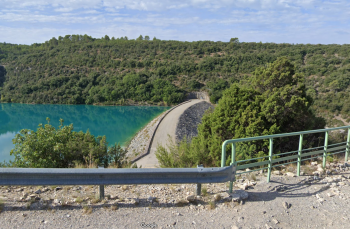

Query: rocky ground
left=1, top=160, right=350, bottom=228
left=175, top=101, right=214, bottom=143
left=125, top=111, right=166, bottom=162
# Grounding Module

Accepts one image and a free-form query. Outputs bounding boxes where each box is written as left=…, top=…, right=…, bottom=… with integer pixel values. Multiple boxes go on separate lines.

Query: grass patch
left=90, top=196, right=101, bottom=204
left=75, top=197, right=83, bottom=204
left=208, top=201, right=216, bottom=210
left=122, top=185, right=129, bottom=191
left=175, top=199, right=188, bottom=207
left=202, top=187, right=208, bottom=196
left=110, top=203, right=118, bottom=210
left=83, top=206, right=93, bottom=214
left=0, top=199, right=4, bottom=213
left=214, top=194, right=221, bottom=202
left=248, top=173, right=257, bottom=181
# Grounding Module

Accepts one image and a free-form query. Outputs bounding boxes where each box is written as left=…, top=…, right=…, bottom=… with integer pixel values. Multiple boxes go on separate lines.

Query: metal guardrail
left=221, top=125, right=350, bottom=193
left=0, top=165, right=236, bottom=199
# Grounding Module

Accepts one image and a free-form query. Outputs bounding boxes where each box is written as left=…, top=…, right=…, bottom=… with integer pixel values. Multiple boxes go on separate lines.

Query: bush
left=9, top=118, right=126, bottom=168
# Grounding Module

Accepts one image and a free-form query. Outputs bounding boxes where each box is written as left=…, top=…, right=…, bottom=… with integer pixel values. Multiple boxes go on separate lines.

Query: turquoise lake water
left=0, top=103, right=169, bottom=163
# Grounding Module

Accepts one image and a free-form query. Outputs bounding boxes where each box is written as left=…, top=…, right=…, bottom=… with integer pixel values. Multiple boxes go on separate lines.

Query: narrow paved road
left=135, top=99, right=203, bottom=168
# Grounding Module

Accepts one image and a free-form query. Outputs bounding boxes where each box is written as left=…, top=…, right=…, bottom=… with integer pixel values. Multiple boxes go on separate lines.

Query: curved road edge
left=130, top=100, right=192, bottom=164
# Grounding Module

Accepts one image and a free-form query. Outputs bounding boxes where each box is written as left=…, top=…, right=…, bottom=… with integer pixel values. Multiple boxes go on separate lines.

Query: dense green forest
left=1, top=35, right=350, bottom=124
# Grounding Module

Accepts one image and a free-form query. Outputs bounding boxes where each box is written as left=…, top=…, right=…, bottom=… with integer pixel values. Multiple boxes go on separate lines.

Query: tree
left=144, top=35, right=150, bottom=41
left=157, top=58, right=325, bottom=167
left=136, top=35, right=143, bottom=41
left=0, top=65, right=6, bottom=87
left=230, top=38, right=239, bottom=43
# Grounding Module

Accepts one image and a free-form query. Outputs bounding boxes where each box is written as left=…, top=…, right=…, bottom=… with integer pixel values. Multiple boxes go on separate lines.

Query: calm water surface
left=0, top=103, right=169, bottom=163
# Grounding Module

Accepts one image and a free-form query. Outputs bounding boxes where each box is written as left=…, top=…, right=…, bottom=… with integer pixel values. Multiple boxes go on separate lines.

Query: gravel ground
left=1, top=161, right=350, bottom=228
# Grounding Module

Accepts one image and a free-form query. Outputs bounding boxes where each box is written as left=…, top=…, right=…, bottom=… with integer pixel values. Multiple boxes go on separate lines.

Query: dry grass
left=247, top=173, right=257, bottom=181
left=83, top=206, right=93, bottom=214
left=302, top=165, right=317, bottom=175
left=208, top=201, right=216, bottom=210
left=201, top=187, right=208, bottom=196
left=75, top=197, right=83, bottom=204
left=214, top=194, right=221, bottom=202
left=122, top=185, right=129, bottom=191
left=0, top=199, right=4, bottom=213
left=286, top=163, right=297, bottom=173
left=110, top=203, right=118, bottom=211
left=90, top=196, right=101, bottom=204
left=175, top=199, right=188, bottom=207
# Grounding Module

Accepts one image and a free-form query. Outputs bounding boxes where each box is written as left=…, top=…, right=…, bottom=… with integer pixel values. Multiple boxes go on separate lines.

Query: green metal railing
left=221, top=125, right=350, bottom=193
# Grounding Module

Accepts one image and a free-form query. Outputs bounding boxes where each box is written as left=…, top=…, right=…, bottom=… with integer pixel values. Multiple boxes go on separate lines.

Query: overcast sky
left=1, top=0, right=349, bottom=45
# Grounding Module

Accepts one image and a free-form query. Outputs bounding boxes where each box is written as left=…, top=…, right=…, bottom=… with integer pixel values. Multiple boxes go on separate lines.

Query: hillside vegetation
left=1, top=35, right=350, bottom=123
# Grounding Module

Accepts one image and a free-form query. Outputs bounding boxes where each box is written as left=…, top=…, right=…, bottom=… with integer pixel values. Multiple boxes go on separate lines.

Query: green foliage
left=155, top=136, right=192, bottom=168
left=9, top=118, right=126, bottom=168
left=1, top=36, right=350, bottom=120
left=157, top=58, right=325, bottom=167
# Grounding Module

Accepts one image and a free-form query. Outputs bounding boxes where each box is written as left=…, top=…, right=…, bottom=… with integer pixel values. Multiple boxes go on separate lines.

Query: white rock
left=237, top=183, right=248, bottom=190
left=311, top=162, right=318, bottom=166
left=148, top=196, right=156, bottom=203
left=272, top=218, right=279, bottom=224
left=286, top=172, right=296, bottom=177
left=317, top=167, right=324, bottom=174
left=273, top=171, right=281, bottom=175
left=230, top=190, right=249, bottom=201
left=186, top=195, right=196, bottom=202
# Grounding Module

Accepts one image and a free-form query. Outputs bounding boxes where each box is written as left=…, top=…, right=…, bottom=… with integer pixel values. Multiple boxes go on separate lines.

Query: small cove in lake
left=0, top=103, right=169, bottom=163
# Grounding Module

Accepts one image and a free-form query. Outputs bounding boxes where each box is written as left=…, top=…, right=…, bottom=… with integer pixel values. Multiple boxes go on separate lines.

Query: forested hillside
left=1, top=35, right=350, bottom=124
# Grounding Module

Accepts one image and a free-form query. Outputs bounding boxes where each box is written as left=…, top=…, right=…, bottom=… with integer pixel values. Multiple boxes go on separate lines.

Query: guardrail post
left=323, top=131, right=329, bottom=168
left=229, top=143, right=236, bottom=193
left=346, top=128, right=350, bottom=162
left=221, top=142, right=227, bottom=167
left=267, top=138, right=273, bottom=182
left=297, top=134, right=303, bottom=176
left=98, top=166, right=105, bottom=200
left=196, top=165, right=203, bottom=195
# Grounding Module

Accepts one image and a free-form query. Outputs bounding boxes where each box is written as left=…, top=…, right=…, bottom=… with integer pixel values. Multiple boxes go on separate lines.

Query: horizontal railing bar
left=271, top=160, right=297, bottom=168
left=328, top=142, right=347, bottom=147
left=237, top=160, right=270, bottom=170
left=223, top=126, right=350, bottom=146
left=236, top=167, right=268, bottom=174
left=0, top=166, right=236, bottom=186
left=300, top=155, right=323, bottom=162
left=272, top=154, right=299, bottom=163
left=301, top=145, right=325, bottom=152
left=328, top=151, right=345, bottom=156
left=236, top=155, right=269, bottom=163
left=273, top=150, right=299, bottom=157
left=327, top=145, right=346, bottom=152
left=301, top=149, right=324, bottom=157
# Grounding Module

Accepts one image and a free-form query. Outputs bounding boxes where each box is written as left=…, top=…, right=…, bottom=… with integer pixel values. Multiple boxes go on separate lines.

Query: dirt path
left=135, top=100, right=203, bottom=168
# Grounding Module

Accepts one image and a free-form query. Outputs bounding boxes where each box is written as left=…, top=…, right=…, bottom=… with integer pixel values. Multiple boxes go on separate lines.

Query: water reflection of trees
left=0, top=104, right=169, bottom=145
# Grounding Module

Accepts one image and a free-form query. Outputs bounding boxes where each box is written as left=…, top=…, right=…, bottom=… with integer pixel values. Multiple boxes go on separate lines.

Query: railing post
left=297, top=134, right=303, bottom=176
left=221, top=142, right=227, bottom=167
left=229, top=143, right=236, bottom=193
left=196, top=165, right=203, bottom=195
left=98, top=166, right=105, bottom=200
left=346, top=128, right=350, bottom=162
left=323, top=131, right=329, bottom=168
left=267, top=138, right=273, bottom=182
